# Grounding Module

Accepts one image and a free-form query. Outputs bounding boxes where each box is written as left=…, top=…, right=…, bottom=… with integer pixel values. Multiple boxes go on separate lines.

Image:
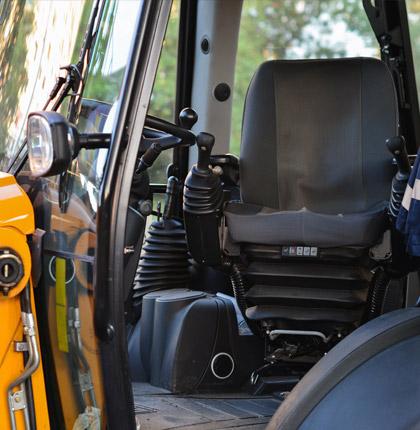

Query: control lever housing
left=183, top=132, right=224, bottom=266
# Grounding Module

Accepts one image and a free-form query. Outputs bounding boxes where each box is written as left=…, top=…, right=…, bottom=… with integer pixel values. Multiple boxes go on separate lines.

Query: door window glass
left=230, top=0, right=380, bottom=154
left=147, top=0, right=180, bottom=184
left=16, top=1, right=144, bottom=428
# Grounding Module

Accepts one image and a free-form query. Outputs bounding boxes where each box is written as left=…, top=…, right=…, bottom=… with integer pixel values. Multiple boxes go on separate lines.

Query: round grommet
left=214, top=83, right=231, bottom=102
left=201, top=36, right=210, bottom=54
left=210, top=352, right=235, bottom=380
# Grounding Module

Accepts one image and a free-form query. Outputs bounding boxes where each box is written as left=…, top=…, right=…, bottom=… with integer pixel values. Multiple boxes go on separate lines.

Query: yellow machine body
left=0, top=173, right=50, bottom=429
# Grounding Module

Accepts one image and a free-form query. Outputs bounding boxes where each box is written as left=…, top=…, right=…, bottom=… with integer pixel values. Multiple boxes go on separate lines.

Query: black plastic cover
left=129, top=289, right=264, bottom=393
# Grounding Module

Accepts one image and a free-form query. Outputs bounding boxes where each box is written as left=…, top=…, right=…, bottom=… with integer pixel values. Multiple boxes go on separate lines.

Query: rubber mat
left=133, top=383, right=281, bottom=430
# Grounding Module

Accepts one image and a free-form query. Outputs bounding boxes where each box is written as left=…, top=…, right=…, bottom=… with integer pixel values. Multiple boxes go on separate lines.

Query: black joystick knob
left=179, top=107, right=198, bottom=130
left=386, top=135, right=411, bottom=176
left=196, top=132, right=214, bottom=171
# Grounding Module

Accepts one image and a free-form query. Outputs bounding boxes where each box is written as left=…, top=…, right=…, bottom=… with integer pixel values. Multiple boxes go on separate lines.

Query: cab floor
left=133, top=382, right=281, bottom=430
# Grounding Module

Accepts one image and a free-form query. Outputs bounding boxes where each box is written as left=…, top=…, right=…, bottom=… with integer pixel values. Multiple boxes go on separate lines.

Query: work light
left=27, top=112, right=73, bottom=177
left=26, top=111, right=110, bottom=178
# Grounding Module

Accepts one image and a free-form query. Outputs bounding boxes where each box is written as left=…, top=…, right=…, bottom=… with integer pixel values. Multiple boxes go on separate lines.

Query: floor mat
left=133, top=383, right=281, bottom=430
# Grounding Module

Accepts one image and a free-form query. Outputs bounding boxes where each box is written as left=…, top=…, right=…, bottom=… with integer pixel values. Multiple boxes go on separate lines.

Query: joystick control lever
left=196, top=132, right=215, bottom=172
left=179, top=107, right=198, bottom=130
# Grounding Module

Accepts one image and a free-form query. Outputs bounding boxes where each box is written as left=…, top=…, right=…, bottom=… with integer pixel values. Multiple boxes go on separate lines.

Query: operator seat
left=184, top=57, right=400, bottom=359
left=226, top=57, right=396, bottom=248
left=223, top=58, right=398, bottom=342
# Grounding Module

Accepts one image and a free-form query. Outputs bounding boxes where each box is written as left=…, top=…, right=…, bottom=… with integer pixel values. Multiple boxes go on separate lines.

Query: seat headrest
left=240, top=57, right=398, bottom=213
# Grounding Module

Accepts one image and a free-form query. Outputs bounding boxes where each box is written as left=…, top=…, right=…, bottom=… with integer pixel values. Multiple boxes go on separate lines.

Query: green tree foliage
left=407, top=0, right=420, bottom=105
left=148, top=0, right=180, bottom=122
left=83, top=1, right=123, bottom=104
left=0, top=1, right=34, bottom=168
left=147, top=0, right=180, bottom=183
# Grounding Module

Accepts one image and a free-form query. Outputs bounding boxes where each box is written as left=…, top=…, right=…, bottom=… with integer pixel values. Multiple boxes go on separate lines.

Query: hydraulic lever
left=196, top=132, right=215, bottom=172
left=136, top=108, right=197, bottom=174
left=386, top=135, right=411, bottom=219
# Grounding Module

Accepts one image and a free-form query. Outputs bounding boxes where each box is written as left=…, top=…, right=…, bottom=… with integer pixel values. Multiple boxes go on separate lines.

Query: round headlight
left=26, top=110, right=108, bottom=178
left=27, top=115, right=54, bottom=177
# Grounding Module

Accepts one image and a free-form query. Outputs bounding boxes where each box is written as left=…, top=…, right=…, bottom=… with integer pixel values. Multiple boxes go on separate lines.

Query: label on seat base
left=281, top=246, right=318, bottom=257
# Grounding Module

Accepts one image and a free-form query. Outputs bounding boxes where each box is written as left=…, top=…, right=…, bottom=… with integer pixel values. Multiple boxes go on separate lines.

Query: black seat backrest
left=240, top=58, right=398, bottom=214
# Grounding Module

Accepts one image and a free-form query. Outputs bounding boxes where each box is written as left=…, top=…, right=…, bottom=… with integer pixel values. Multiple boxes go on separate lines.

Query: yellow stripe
left=55, top=258, right=69, bottom=353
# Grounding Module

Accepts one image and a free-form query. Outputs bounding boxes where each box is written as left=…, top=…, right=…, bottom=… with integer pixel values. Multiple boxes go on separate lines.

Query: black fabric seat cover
left=225, top=58, right=397, bottom=247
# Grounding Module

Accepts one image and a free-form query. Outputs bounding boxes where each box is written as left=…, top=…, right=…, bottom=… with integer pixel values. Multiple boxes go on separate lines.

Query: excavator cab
left=3, top=0, right=420, bottom=429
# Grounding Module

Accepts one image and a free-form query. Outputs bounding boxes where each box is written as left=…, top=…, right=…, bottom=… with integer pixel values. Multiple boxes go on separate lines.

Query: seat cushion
left=224, top=201, right=388, bottom=247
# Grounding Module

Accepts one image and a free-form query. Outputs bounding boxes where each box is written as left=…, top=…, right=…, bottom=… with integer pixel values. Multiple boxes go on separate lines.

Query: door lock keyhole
left=0, top=250, right=23, bottom=295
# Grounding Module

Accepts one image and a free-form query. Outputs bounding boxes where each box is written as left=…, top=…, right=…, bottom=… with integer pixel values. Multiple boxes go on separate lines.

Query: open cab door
left=3, top=0, right=172, bottom=428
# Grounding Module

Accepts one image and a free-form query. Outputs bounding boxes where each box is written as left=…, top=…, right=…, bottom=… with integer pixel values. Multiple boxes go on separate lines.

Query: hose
left=230, top=263, right=260, bottom=336
left=230, top=264, right=247, bottom=316
left=366, top=269, right=391, bottom=321
left=20, top=286, right=37, bottom=429
left=8, top=285, right=40, bottom=430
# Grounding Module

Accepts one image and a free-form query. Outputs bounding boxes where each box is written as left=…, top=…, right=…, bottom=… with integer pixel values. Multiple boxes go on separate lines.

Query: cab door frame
left=364, top=0, right=420, bottom=153
left=94, top=1, right=172, bottom=428
left=173, top=0, right=198, bottom=182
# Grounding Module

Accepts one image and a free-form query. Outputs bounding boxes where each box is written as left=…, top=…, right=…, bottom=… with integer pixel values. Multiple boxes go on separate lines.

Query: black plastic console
left=128, top=289, right=264, bottom=393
